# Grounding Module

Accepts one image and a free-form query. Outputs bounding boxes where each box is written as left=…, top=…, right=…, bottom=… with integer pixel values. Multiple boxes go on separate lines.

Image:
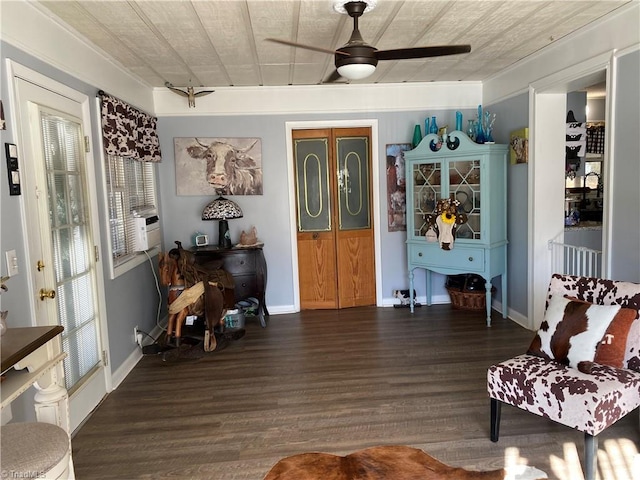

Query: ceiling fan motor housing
left=335, top=44, right=379, bottom=70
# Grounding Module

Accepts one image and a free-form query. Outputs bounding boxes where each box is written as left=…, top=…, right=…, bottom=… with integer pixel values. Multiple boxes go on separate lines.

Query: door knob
left=39, top=288, right=56, bottom=301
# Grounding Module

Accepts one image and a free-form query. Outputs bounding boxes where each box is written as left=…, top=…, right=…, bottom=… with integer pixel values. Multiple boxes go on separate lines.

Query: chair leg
left=584, top=432, right=598, bottom=480
left=490, top=398, right=501, bottom=442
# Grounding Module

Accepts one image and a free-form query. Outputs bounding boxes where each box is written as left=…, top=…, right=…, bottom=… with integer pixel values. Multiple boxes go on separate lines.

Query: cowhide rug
left=263, top=446, right=547, bottom=480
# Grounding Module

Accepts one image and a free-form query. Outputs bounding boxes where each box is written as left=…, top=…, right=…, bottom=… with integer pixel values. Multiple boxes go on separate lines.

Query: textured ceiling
left=36, top=0, right=628, bottom=89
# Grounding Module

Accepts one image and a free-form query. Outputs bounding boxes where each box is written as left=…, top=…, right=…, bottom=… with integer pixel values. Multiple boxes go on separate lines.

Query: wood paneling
left=71, top=307, right=639, bottom=480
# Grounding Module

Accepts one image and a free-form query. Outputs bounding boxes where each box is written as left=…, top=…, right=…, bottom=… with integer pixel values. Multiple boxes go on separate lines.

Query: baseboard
left=111, top=319, right=167, bottom=389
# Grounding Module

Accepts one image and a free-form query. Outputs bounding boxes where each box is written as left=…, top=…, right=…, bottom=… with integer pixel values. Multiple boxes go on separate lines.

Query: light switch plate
left=5, top=250, right=18, bottom=276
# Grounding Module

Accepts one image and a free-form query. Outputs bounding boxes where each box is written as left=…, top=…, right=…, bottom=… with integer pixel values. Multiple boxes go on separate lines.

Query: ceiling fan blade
left=376, top=45, right=471, bottom=61
left=323, top=69, right=343, bottom=84
left=265, top=38, right=349, bottom=56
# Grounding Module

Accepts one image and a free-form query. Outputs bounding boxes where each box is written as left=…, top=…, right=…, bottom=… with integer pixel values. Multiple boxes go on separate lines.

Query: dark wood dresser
left=190, top=245, right=268, bottom=327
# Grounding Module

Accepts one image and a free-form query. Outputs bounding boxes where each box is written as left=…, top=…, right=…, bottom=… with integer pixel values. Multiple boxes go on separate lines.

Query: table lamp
left=201, top=196, right=243, bottom=248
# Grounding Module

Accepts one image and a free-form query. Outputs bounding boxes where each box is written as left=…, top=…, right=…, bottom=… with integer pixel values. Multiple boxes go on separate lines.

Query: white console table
left=1, top=326, right=70, bottom=433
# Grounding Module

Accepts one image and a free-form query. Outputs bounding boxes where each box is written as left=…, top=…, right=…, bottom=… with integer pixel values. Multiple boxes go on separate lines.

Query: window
left=105, top=154, right=158, bottom=276
left=98, top=92, right=162, bottom=277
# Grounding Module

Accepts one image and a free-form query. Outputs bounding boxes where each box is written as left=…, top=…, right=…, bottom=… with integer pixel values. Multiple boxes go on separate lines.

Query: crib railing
left=549, top=240, right=602, bottom=278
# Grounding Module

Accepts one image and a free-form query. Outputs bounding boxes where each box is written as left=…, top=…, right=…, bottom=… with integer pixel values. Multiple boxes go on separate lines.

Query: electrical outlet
left=133, top=326, right=139, bottom=345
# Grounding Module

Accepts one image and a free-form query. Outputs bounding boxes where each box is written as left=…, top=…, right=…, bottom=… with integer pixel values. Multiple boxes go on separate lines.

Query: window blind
left=106, top=155, right=157, bottom=265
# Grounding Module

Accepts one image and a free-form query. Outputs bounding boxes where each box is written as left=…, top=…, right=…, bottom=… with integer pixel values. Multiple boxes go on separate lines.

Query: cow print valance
left=99, top=92, right=162, bottom=163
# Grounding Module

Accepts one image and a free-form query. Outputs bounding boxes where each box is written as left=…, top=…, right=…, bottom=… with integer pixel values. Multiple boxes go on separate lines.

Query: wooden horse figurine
left=159, top=242, right=229, bottom=351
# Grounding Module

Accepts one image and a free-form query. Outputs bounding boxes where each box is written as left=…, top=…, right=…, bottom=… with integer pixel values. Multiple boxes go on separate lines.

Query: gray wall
left=485, top=94, right=529, bottom=315
left=156, top=108, right=478, bottom=309
left=0, top=42, right=162, bottom=386
left=2, top=40, right=638, bottom=426
left=610, top=50, right=640, bottom=281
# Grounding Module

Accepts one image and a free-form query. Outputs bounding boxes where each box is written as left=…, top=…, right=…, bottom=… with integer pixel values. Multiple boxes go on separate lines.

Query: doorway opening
left=529, top=56, right=612, bottom=328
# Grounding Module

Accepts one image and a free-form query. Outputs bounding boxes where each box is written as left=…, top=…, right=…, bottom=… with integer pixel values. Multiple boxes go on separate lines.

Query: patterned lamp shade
left=202, top=197, right=243, bottom=248
left=202, top=196, right=243, bottom=220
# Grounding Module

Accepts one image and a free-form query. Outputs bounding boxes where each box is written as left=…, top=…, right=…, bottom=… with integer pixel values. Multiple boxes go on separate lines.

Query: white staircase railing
left=549, top=239, right=602, bottom=278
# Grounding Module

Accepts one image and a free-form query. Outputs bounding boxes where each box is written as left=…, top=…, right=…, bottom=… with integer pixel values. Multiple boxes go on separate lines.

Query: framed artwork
left=510, top=128, right=529, bottom=164
left=386, top=143, right=412, bottom=231
left=174, top=137, right=262, bottom=195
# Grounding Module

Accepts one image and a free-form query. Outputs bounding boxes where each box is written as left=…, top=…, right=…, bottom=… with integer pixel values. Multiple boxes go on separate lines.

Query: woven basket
left=446, top=286, right=492, bottom=311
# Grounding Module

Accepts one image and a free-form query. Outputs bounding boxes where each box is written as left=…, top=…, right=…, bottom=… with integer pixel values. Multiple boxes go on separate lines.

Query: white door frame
left=7, top=60, right=112, bottom=430
left=528, top=52, right=614, bottom=329
left=285, top=119, right=382, bottom=311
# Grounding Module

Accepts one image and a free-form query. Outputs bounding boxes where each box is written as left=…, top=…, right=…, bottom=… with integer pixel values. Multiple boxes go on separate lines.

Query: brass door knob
left=39, top=288, right=56, bottom=301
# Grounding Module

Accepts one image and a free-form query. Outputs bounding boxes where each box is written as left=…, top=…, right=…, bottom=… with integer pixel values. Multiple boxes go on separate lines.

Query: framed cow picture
left=174, top=137, right=263, bottom=195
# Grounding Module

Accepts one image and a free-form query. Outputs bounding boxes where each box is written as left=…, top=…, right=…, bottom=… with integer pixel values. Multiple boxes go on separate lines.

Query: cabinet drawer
left=233, top=274, right=258, bottom=300
left=223, top=252, right=256, bottom=275
left=410, top=245, right=485, bottom=272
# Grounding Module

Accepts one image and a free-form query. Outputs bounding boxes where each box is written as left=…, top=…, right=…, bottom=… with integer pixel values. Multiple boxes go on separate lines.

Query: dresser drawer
left=233, top=274, right=258, bottom=300
left=222, top=252, right=256, bottom=275
left=409, top=245, right=485, bottom=272
left=190, top=245, right=269, bottom=327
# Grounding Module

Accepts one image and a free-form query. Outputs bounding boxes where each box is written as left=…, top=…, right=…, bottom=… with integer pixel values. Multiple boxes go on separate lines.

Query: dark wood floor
left=71, top=306, right=639, bottom=480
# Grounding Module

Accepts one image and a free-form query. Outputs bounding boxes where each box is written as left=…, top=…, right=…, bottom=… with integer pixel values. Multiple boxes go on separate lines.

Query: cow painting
left=174, top=137, right=262, bottom=195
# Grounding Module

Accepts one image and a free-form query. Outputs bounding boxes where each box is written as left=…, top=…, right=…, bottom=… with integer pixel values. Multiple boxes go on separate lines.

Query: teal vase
left=455, top=111, right=463, bottom=132
left=429, top=116, right=438, bottom=134
left=412, top=125, right=422, bottom=148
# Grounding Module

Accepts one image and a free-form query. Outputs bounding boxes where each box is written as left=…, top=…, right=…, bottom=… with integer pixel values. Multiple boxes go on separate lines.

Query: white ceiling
left=35, top=0, right=629, bottom=89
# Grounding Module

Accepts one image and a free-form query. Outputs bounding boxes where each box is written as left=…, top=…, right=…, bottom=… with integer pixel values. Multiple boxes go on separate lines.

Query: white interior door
left=13, top=66, right=110, bottom=432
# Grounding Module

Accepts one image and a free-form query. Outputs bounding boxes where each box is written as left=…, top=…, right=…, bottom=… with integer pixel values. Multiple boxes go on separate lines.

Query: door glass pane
left=450, top=159, right=481, bottom=240
left=41, top=111, right=100, bottom=392
left=412, top=162, right=442, bottom=236
left=294, top=138, right=331, bottom=232
left=336, top=136, right=370, bottom=230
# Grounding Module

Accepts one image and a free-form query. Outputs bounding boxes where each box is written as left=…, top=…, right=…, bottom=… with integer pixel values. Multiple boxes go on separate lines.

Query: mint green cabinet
left=404, top=131, right=508, bottom=326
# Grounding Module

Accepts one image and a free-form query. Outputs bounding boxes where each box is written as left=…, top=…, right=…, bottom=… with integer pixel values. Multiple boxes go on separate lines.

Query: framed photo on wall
left=385, top=143, right=412, bottom=231
left=509, top=128, right=529, bottom=164
left=174, top=137, right=263, bottom=195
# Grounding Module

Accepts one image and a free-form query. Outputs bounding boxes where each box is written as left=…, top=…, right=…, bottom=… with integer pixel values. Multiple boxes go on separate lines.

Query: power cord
left=144, top=249, right=165, bottom=334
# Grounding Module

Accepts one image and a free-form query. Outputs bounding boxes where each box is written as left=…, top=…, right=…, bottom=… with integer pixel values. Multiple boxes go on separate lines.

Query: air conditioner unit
left=134, top=214, right=161, bottom=251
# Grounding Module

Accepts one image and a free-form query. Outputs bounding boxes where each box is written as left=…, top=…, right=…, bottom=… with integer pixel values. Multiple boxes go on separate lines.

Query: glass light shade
left=201, top=196, right=243, bottom=220
left=202, top=196, right=243, bottom=248
left=337, top=63, right=376, bottom=80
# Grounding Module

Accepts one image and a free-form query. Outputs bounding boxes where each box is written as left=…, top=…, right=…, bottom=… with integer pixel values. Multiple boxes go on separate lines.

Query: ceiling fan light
left=337, top=63, right=376, bottom=80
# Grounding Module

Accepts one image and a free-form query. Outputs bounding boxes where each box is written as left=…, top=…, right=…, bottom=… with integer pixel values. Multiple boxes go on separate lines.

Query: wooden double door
left=293, top=127, right=376, bottom=309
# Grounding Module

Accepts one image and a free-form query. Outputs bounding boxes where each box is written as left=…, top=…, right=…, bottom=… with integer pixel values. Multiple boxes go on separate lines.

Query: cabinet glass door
left=412, top=161, right=442, bottom=237
left=449, top=159, right=481, bottom=239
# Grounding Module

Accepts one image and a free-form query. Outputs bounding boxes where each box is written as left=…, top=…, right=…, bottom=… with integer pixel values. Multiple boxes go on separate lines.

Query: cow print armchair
left=487, top=274, right=640, bottom=480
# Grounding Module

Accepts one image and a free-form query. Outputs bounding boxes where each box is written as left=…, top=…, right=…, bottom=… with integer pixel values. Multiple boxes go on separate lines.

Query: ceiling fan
left=266, top=0, right=471, bottom=83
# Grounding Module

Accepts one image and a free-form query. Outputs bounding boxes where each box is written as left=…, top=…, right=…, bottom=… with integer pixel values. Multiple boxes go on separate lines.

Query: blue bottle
left=455, top=111, right=463, bottom=132
left=429, top=116, right=438, bottom=135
